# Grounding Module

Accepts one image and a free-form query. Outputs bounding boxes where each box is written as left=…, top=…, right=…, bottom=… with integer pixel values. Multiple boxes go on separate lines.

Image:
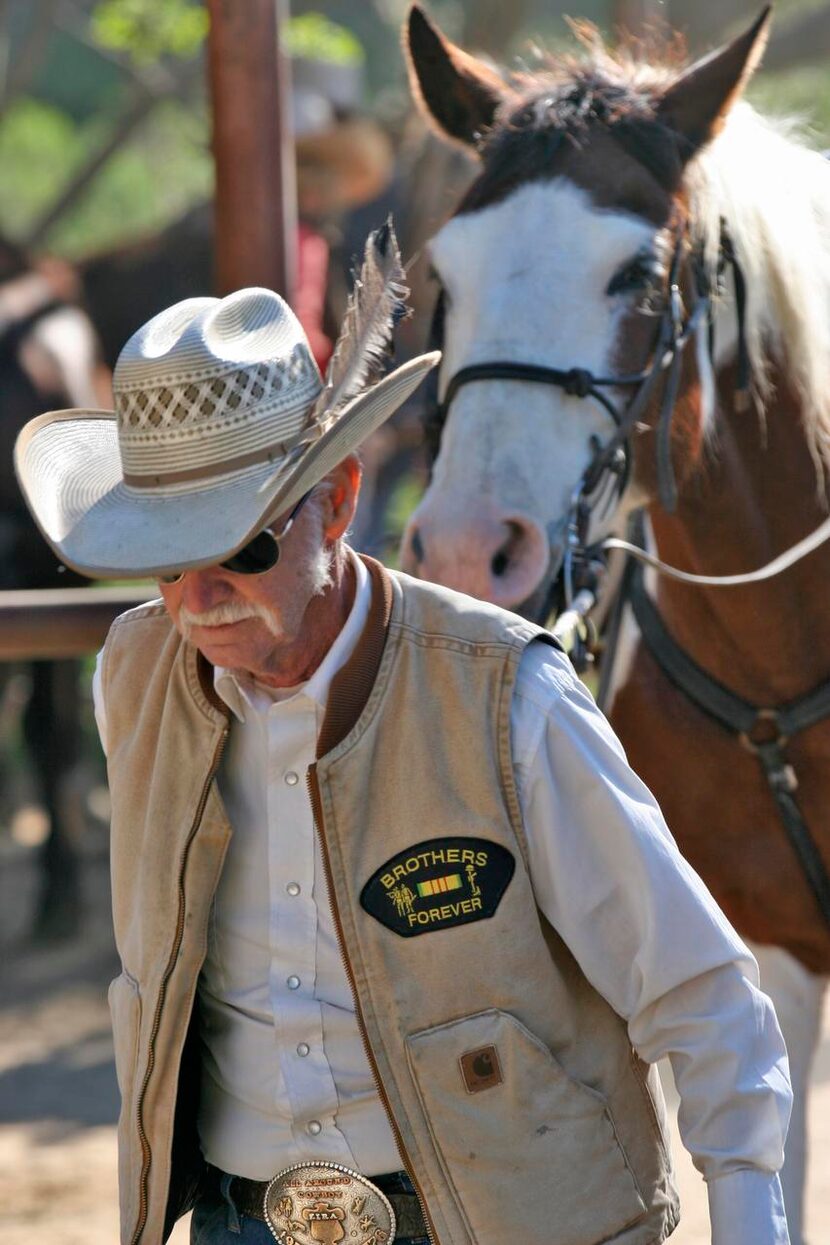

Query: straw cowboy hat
left=15, top=223, right=437, bottom=580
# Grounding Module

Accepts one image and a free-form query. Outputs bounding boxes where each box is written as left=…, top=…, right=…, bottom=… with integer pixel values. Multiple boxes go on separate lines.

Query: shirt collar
left=213, top=550, right=371, bottom=724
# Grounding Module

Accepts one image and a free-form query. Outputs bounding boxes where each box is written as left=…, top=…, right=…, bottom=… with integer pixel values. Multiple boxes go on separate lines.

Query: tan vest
left=102, top=557, right=680, bottom=1245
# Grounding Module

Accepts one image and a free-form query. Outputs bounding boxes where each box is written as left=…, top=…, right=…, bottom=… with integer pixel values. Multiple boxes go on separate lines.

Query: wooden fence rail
left=0, top=587, right=156, bottom=660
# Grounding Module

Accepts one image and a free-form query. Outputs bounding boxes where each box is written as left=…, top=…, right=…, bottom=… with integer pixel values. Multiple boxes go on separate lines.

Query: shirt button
left=307, top=1120, right=322, bottom=1136
left=287, top=975, right=301, bottom=990
left=286, top=882, right=301, bottom=897
left=297, top=1043, right=310, bottom=1058
left=285, top=771, right=299, bottom=786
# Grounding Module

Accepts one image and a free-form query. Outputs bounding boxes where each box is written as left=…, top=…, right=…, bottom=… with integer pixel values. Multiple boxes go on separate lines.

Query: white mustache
left=178, top=600, right=281, bottom=636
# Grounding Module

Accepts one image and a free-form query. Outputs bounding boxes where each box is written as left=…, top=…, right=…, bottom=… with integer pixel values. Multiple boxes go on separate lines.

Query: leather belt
left=207, top=1164, right=428, bottom=1239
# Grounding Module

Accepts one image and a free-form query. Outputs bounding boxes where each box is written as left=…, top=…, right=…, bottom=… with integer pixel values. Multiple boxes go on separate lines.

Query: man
left=16, top=227, right=791, bottom=1245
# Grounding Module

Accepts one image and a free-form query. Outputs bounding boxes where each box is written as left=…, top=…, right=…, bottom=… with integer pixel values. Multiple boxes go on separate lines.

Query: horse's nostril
left=491, top=548, right=509, bottom=577
left=410, top=527, right=425, bottom=564
left=492, top=522, right=528, bottom=578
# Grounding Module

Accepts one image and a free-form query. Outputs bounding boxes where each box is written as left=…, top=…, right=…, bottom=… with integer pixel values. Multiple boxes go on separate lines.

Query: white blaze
left=408, top=180, right=660, bottom=601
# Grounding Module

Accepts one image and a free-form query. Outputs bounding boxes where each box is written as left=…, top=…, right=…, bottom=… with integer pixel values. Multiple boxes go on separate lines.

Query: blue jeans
left=190, top=1170, right=431, bottom=1244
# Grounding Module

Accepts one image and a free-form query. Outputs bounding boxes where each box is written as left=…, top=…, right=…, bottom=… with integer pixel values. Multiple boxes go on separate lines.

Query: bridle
left=426, top=217, right=749, bottom=614
left=423, top=186, right=830, bottom=933
left=431, top=220, right=745, bottom=511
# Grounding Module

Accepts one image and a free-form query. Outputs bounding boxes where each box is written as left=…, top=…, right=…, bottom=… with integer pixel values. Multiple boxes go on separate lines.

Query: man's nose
left=178, top=568, right=232, bottom=613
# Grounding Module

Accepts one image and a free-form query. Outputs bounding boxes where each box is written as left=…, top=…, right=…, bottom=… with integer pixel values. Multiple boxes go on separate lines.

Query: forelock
left=459, top=43, right=690, bottom=216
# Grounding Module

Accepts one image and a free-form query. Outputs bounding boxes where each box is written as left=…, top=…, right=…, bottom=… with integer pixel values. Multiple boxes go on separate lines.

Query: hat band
left=122, top=426, right=317, bottom=490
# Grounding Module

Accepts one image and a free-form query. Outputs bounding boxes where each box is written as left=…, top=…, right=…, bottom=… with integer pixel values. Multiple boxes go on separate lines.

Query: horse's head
left=400, top=5, right=771, bottom=614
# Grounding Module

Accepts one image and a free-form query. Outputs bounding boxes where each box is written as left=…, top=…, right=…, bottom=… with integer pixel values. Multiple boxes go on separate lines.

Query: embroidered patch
left=360, top=837, right=515, bottom=938
left=460, top=1045, right=503, bottom=1094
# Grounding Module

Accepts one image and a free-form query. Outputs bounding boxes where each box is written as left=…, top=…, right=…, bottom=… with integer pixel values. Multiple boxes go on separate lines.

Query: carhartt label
left=460, top=1045, right=503, bottom=1094
left=360, top=837, right=515, bottom=937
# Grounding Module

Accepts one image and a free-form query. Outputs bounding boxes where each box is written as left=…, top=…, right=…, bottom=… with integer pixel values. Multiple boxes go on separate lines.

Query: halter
left=431, top=223, right=742, bottom=517
left=427, top=220, right=750, bottom=612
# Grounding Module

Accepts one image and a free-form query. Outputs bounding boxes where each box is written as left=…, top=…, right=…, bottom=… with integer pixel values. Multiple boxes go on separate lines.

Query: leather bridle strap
left=433, top=228, right=714, bottom=514
left=630, top=563, right=830, bottom=928
left=439, top=361, right=624, bottom=426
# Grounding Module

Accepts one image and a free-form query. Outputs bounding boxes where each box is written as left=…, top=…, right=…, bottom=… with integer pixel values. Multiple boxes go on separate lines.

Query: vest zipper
left=129, top=724, right=229, bottom=1245
left=307, top=764, right=440, bottom=1245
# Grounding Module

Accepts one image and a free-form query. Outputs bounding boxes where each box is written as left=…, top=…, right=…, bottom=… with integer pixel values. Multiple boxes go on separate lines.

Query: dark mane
left=461, top=48, right=691, bottom=212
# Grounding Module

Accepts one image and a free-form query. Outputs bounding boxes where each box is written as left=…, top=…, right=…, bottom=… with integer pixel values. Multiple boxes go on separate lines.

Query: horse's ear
left=405, top=4, right=509, bottom=148
left=657, top=6, right=771, bottom=158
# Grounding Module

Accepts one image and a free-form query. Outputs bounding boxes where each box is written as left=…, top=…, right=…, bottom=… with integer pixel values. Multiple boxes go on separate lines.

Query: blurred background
left=0, top=1, right=828, bottom=1241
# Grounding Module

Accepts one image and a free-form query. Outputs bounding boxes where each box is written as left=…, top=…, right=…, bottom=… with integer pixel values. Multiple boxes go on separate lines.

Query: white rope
left=603, top=512, right=830, bottom=586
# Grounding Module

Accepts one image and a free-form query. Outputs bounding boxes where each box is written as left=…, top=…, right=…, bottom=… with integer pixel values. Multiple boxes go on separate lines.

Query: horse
left=0, top=236, right=109, bottom=940
left=400, top=7, right=830, bottom=1241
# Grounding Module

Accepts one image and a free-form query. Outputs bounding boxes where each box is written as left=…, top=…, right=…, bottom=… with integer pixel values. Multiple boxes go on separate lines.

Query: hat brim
left=15, top=352, right=439, bottom=580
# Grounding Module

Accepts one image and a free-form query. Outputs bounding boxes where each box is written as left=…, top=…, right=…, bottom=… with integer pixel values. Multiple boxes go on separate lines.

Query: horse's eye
left=607, top=253, right=662, bottom=296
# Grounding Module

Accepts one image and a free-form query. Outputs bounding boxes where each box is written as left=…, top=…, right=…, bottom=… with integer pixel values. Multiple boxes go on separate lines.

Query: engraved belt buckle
left=264, top=1161, right=396, bottom=1245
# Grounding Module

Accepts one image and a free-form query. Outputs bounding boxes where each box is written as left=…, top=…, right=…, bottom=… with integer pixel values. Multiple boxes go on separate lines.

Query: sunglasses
left=158, top=491, right=312, bottom=585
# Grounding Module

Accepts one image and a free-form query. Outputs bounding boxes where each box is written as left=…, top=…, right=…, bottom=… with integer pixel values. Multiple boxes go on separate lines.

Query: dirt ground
left=1, top=829, right=828, bottom=1245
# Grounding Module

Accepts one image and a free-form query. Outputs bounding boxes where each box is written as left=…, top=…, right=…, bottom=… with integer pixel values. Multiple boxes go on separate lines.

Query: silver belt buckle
left=264, top=1161, right=396, bottom=1245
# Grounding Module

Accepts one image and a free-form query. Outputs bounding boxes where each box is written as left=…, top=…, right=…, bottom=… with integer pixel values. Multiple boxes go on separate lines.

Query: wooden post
left=206, top=0, right=297, bottom=300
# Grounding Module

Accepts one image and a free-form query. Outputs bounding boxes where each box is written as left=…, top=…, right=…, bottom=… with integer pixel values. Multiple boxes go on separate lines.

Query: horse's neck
left=649, top=359, right=830, bottom=703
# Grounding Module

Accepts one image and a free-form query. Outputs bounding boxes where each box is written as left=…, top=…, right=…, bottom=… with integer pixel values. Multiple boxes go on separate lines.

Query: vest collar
left=317, top=554, right=393, bottom=759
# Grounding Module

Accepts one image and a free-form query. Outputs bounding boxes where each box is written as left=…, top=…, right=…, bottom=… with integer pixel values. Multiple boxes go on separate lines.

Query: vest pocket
left=108, top=970, right=142, bottom=1235
left=406, top=1008, right=647, bottom=1245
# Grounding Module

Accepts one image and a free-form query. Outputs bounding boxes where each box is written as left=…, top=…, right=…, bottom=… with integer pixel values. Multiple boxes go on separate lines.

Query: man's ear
left=404, top=4, right=511, bottom=149
left=656, top=6, right=771, bottom=160
left=323, top=455, right=362, bottom=542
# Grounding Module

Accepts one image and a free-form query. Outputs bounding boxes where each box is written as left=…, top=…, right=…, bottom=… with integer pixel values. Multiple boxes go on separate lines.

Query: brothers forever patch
left=360, top=837, right=515, bottom=937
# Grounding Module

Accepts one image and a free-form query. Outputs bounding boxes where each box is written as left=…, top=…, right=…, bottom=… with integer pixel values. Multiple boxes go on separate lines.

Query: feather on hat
left=14, top=221, right=438, bottom=580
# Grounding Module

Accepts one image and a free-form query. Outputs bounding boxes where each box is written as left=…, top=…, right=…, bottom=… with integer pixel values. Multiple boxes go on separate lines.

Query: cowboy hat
left=15, top=223, right=438, bottom=580
left=297, top=117, right=394, bottom=216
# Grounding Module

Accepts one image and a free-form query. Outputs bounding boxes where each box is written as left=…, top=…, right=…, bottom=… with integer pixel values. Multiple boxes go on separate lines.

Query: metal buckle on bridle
left=558, top=524, right=604, bottom=667
left=738, top=709, right=799, bottom=794
left=555, top=475, right=608, bottom=667
left=738, top=707, right=787, bottom=750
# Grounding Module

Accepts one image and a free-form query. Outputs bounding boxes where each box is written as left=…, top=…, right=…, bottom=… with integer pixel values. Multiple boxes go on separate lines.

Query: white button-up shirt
left=196, top=557, right=389, bottom=1179
left=93, top=555, right=791, bottom=1245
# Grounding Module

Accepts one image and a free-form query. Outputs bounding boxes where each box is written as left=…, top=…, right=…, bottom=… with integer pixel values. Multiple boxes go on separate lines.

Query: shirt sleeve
left=511, top=639, right=792, bottom=1245
left=92, top=647, right=108, bottom=757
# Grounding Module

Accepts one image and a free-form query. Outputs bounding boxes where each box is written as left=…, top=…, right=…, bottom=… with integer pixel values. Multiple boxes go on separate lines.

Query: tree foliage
left=0, top=95, right=211, bottom=254
left=90, top=3, right=367, bottom=69
left=285, top=14, right=365, bottom=65
left=91, top=0, right=208, bottom=65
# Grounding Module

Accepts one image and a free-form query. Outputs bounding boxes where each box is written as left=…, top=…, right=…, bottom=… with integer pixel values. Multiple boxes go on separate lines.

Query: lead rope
left=600, top=509, right=830, bottom=587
